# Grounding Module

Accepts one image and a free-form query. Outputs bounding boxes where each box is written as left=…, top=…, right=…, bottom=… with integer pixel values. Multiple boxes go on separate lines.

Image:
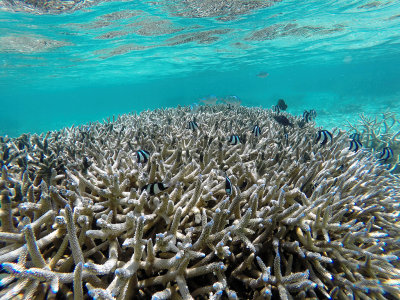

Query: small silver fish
left=257, top=72, right=269, bottom=78
left=200, top=95, right=218, bottom=105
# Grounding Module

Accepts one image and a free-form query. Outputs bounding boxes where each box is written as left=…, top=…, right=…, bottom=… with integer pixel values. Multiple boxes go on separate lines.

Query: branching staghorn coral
left=1, top=105, right=400, bottom=299
left=347, top=112, right=400, bottom=174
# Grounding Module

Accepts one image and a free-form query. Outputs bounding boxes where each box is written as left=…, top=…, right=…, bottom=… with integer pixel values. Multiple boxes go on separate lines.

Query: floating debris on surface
left=0, top=105, right=399, bottom=299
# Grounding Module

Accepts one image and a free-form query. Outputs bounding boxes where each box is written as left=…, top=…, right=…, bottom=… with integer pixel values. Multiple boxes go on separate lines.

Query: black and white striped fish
left=377, top=147, right=393, bottom=162
left=188, top=120, right=199, bottom=131
left=303, top=111, right=311, bottom=122
left=349, top=133, right=361, bottom=142
left=276, top=99, right=287, bottom=111
left=251, top=125, right=261, bottom=137
left=303, top=109, right=317, bottom=123
left=136, top=149, right=150, bottom=164
left=316, top=130, right=332, bottom=146
left=349, top=139, right=362, bottom=152
left=228, top=135, right=241, bottom=145
left=284, top=133, right=289, bottom=146
left=141, top=182, right=167, bottom=195
left=272, top=105, right=280, bottom=113
left=225, top=176, right=232, bottom=195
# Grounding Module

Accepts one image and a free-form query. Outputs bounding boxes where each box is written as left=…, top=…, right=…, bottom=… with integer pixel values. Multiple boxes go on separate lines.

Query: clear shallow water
left=1, top=0, right=400, bottom=136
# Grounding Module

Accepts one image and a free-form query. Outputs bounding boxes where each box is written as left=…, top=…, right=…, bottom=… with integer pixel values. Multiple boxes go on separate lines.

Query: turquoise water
left=1, top=0, right=400, bottom=136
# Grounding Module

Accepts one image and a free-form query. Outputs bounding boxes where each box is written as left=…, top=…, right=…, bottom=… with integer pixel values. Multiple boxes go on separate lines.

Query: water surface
left=1, top=0, right=400, bottom=136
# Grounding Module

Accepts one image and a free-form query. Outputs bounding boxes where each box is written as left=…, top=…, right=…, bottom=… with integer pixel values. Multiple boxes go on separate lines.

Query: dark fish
left=141, top=182, right=167, bottom=195
left=272, top=105, right=280, bottom=113
left=298, top=119, right=306, bottom=128
left=225, top=176, right=232, bottom=195
left=349, top=133, right=361, bottom=142
left=316, top=130, right=332, bottom=146
left=284, top=133, right=289, bottom=146
left=302, top=111, right=310, bottom=122
left=188, top=120, right=199, bottom=131
left=349, top=139, right=362, bottom=152
left=251, top=125, right=261, bottom=137
left=377, top=147, right=393, bottom=162
left=228, top=135, right=241, bottom=145
left=273, top=115, right=293, bottom=127
left=136, top=149, right=150, bottom=164
left=82, top=157, right=92, bottom=173
left=277, top=99, right=287, bottom=111
left=240, top=134, right=247, bottom=145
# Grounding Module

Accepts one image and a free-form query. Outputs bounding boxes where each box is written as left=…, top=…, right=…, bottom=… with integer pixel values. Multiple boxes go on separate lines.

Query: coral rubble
left=1, top=105, right=400, bottom=299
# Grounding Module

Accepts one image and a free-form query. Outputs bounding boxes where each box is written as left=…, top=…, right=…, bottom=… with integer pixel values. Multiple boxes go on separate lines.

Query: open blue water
left=1, top=0, right=400, bottom=137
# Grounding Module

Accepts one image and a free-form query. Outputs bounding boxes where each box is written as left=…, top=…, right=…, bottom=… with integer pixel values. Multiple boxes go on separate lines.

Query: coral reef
left=347, top=112, right=400, bottom=174
left=1, top=105, right=400, bottom=299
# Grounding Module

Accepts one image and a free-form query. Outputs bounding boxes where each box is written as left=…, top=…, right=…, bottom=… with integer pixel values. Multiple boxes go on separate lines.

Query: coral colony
left=347, top=112, right=400, bottom=174
left=1, top=104, right=400, bottom=300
